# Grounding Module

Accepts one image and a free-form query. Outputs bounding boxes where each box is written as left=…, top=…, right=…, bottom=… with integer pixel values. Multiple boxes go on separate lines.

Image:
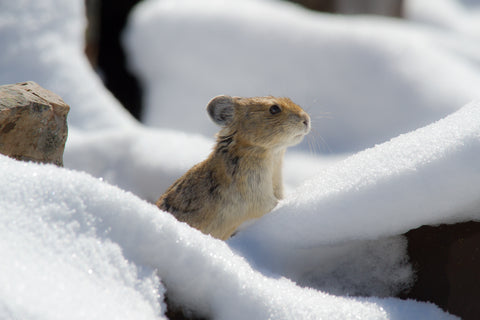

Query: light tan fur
left=156, top=95, right=310, bottom=240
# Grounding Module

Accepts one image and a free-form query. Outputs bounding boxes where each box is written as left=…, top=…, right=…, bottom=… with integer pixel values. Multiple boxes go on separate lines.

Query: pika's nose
left=302, top=114, right=311, bottom=131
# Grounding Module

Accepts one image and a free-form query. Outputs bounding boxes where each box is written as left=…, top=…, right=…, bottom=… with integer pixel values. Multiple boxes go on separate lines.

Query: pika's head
left=207, top=95, right=311, bottom=149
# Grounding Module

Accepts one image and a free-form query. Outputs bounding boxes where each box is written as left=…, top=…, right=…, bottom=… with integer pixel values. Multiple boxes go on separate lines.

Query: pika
left=156, top=95, right=311, bottom=240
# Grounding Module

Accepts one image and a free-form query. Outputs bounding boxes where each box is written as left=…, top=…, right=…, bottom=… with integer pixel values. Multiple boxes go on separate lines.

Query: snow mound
left=230, top=100, right=480, bottom=291
left=0, top=155, right=455, bottom=320
left=406, top=0, right=480, bottom=39
left=0, top=0, right=135, bottom=130
left=0, top=157, right=164, bottom=320
left=64, top=127, right=213, bottom=202
left=125, top=0, right=480, bottom=153
left=0, top=0, right=476, bottom=318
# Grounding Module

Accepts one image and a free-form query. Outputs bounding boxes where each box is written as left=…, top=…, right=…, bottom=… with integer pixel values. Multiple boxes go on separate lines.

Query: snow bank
left=405, top=0, right=480, bottom=75
left=1, top=0, right=477, bottom=318
left=406, top=0, right=480, bottom=38
left=125, top=0, right=480, bottom=153
left=0, top=0, right=216, bottom=202
left=230, top=100, right=480, bottom=290
left=64, top=127, right=213, bottom=202
left=0, top=157, right=164, bottom=319
left=0, top=0, right=135, bottom=129
left=0, top=155, right=455, bottom=320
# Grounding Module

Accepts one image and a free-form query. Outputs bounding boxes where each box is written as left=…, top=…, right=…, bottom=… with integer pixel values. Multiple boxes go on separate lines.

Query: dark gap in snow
left=402, top=220, right=480, bottom=320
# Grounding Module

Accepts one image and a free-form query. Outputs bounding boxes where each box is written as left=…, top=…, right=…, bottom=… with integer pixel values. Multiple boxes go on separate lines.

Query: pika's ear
left=206, top=95, right=235, bottom=126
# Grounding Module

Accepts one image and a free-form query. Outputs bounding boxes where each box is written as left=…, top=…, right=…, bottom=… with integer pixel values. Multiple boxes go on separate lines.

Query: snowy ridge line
left=0, top=155, right=454, bottom=320
left=231, top=100, right=480, bottom=252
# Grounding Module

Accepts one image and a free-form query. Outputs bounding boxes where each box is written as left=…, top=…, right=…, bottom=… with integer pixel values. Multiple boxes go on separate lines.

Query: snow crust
left=1, top=0, right=478, bottom=319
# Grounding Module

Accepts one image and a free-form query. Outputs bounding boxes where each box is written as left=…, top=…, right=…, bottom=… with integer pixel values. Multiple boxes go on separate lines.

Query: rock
left=401, top=221, right=480, bottom=320
left=0, top=81, right=69, bottom=166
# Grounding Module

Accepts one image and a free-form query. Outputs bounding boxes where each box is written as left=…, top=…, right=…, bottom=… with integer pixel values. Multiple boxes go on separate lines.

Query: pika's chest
left=231, top=165, right=278, bottom=217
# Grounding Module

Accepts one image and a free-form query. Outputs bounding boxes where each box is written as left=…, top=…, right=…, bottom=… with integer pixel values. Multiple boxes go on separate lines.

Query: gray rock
left=0, top=81, right=69, bottom=166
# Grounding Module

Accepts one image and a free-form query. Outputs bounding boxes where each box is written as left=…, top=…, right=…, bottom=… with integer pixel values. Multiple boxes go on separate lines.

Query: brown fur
left=156, top=95, right=310, bottom=240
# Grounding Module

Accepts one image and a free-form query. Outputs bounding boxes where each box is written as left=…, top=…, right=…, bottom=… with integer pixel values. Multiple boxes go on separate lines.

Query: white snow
left=124, top=0, right=480, bottom=153
left=1, top=0, right=479, bottom=318
left=229, top=100, right=480, bottom=292
left=64, top=127, right=213, bottom=202
left=0, top=0, right=135, bottom=130
left=406, top=0, right=480, bottom=38
left=0, top=155, right=456, bottom=320
left=0, top=158, right=165, bottom=320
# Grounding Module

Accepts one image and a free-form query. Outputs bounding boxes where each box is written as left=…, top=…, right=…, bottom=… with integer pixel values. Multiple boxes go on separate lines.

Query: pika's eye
left=269, top=105, right=281, bottom=115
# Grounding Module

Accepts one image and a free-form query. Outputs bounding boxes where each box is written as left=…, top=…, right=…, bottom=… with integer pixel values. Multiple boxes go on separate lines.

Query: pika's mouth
left=294, top=132, right=306, bottom=140
left=301, top=125, right=310, bottom=135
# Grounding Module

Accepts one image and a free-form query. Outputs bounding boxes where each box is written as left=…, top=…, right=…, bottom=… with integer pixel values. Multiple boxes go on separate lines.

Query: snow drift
left=124, top=0, right=480, bottom=153
left=0, top=152, right=457, bottom=319
left=230, top=100, right=480, bottom=292
left=1, top=0, right=479, bottom=318
left=0, top=159, right=164, bottom=319
left=0, top=0, right=135, bottom=130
